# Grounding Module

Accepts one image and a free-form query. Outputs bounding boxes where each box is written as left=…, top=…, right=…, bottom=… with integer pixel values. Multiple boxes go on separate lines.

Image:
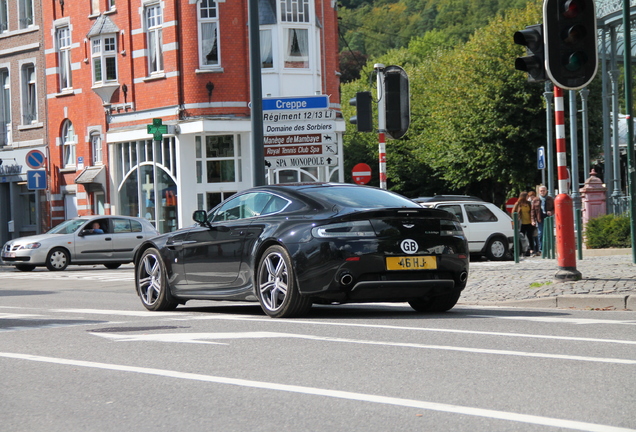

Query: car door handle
left=136, top=235, right=143, bottom=239
left=230, top=231, right=244, bottom=237
left=105, top=237, right=112, bottom=241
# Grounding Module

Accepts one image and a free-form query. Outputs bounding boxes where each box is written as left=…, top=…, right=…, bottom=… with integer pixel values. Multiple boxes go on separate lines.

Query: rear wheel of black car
left=485, top=237, right=508, bottom=261
left=104, top=263, right=122, bottom=270
left=46, top=248, right=70, bottom=271
left=409, top=290, right=461, bottom=313
left=15, top=264, right=35, bottom=272
left=136, top=248, right=178, bottom=311
left=256, top=245, right=312, bottom=318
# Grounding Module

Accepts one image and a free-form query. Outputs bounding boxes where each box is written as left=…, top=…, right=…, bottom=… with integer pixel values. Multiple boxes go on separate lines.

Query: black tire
left=46, top=248, right=70, bottom=271
left=256, top=245, right=312, bottom=318
left=104, top=263, right=122, bottom=270
left=135, top=248, right=178, bottom=311
left=15, top=264, right=36, bottom=272
left=409, top=290, right=461, bottom=313
left=485, top=237, right=508, bottom=261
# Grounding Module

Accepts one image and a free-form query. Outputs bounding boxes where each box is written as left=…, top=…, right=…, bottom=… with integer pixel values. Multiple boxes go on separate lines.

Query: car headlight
left=312, top=221, right=376, bottom=238
left=19, top=242, right=41, bottom=250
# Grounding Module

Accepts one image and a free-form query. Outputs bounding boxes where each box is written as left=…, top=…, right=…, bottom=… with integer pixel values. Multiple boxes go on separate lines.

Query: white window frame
left=18, top=0, right=33, bottom=29
left=62, top=120, right=77, bottom=168
left=280, top=0, right=310, bottom=23
left=91, top=35, right=118, bottom=84
left=91, top=132, right=103, bottom=165
left=283, top=28, right=309, bottom=69
left=0, top=68, right=10, bottom=146
left=198, top=0, right=220, bottom=69
left=0, top=0, right=8, bottom=33
left=145, top=4, right=163, bottom=75
left=21, top=63, right=37, bottom=125
left=260, top=28, right=273, bottom=69
left=57, top=27, right=72, bottom=91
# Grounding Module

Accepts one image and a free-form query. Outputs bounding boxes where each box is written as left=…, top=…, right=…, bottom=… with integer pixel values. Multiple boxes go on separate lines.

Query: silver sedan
left=1, top=215, right=159, bottom=271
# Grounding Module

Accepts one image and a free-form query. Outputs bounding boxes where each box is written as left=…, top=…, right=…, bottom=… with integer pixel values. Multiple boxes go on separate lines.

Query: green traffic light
left=564, top=51, right=587, bottom=71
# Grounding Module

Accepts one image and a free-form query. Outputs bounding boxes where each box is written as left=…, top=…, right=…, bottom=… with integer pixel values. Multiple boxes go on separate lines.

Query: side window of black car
left=465, top=204, right=498, bottom=223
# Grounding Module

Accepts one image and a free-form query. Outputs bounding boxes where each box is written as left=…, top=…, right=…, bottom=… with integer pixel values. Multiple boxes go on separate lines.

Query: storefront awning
left=75, top=166, right=106, bottom=192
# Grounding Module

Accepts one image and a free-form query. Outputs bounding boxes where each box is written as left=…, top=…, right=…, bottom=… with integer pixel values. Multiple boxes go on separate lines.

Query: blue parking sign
left=537, top=146, right=546, bottom=170
left=27, top=170, right=47, bottom=190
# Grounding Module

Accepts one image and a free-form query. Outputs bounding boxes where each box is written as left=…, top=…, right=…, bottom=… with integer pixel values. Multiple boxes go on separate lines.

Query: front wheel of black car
left=409, top=290, right=461, bottom=313
left=136, top=248, right=178, bottom=311
left=256, top=245, right=312, bottom=318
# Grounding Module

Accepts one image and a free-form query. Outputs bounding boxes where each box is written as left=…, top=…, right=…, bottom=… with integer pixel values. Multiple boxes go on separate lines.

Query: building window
left=90, top=0, right=100, bottom=15
left=91, top=36, right=117, bottom=84
left=57, top=27, right=72, bottom=91
left=91, top=132, right=102, bottom=165
left=198, top=0, right=219, bottom=67
left=0, top=69, right=10, bottom=147
left=0, top=0, right=8, bottom=33
left=260, top=29, right=273, bottom=69
left=62, top=120, right=76, bottom=168
left=280, top=0, right=309, bottom=23
left=284, top=28, right=308, bottom=68
left=108, top=0, right=116, bottom=10
left=21, top=64, right=37, bottom=125
left=145, top=4, right=163, bottom=74
left=18, top=0, right=33, bottom=29
left=195, top=135, right=241, bottom=184
left=115, top=138, right=178, bottom=233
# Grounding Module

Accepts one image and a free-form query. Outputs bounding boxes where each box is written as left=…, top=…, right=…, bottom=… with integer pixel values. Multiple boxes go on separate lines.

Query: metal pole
left=248, top=0, right=265, bottom=186
left=609, top=69, right=622, bottom=211
left=569, top=90, right=580, bottom=208
left=543, top=82, right=555, bottom=196
left=554, top=86, right=582, bottom=281
left=622, top=0, right=636, bottom=264
left=375, top=63, right=387, bottom=190
left=600, top=27, right=614, bottom=206
left=580, top=87, right=590, bottom=181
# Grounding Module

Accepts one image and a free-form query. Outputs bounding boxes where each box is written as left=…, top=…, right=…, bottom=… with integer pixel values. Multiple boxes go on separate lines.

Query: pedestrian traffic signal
left=513, top=24, right=546, bottom=83
left=544, top=0, right=598, bottom=90
left=349, top=91, right=373, bottom=132
left=384, top=65, right=410, bottom=139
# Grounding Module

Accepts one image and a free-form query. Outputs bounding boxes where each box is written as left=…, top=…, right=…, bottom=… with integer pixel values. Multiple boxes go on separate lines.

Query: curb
left=462, top=294, right=634, bottom=311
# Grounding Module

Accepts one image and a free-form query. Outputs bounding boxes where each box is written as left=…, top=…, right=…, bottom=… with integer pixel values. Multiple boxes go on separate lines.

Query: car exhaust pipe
left=339, top=273, right=354, bottom=286
left=459, top=272, right=468, bottom=282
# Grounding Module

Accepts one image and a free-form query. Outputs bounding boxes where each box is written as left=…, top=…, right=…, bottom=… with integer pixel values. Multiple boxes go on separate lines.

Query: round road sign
left=26, top=149, right=46, bottom=169
left=506, top=197, right=518, bottom=214
left=352, top=163, right=372, bottom=185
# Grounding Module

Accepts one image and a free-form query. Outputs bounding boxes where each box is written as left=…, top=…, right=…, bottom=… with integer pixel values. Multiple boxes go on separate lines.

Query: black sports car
left=133, top=183, right=469, bottom=318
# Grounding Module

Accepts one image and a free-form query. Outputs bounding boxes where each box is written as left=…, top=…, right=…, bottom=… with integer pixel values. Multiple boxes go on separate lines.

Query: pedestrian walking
left=512, top=191, right=535, bottom=256
left=530, top=185, right=554, bottom=255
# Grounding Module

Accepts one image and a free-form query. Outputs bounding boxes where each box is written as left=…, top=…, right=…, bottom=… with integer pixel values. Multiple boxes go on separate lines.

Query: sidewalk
left=460, top=249, right=636, bottom=310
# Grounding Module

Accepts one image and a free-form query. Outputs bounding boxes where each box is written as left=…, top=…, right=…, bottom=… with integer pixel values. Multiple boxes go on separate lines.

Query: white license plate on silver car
left=2, top=252, right=15, bottom=258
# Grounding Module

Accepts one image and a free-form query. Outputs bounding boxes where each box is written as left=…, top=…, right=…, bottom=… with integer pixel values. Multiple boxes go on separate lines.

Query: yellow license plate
left=386, top=256, right=437, bottom=270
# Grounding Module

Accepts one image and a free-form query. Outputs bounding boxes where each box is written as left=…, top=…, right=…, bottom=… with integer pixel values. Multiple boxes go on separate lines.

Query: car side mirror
left=78, top=229, right=88, bottom=237
left=193, top=210, right=211, bottom=228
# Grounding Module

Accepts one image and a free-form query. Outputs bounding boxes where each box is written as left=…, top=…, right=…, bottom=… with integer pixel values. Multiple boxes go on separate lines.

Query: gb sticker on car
left=400, top=239, right=418, bottom=254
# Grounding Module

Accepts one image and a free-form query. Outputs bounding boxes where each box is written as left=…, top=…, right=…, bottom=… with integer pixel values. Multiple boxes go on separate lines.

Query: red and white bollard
left=553, top=86, right=581, bottom=281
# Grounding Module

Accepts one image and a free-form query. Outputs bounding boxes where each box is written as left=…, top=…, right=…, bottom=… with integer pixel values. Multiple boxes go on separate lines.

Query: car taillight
left=311, top=221, right=376, bottom=238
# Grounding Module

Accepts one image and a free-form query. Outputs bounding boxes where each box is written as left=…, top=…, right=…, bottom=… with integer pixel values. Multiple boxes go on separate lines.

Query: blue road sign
left=27, top=170, right=47, bottom=190
left=537, top=146, right=546, bottom=170
left=262, top=95, right=329, bottom=111
left=26, top=149, right=46, bottom=169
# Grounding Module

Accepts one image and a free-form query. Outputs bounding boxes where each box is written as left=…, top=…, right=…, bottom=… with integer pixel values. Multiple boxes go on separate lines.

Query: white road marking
left=182, top=315, right=636, bottom=345
left=0, top=313, right=41, bottom=319
left=470, top=315, right=636, bottom=326
left=0, top=352, right=633, bottom=432
left=53, top=308, right=181, bottom=317
left=90, top=330, right=636, bottom=365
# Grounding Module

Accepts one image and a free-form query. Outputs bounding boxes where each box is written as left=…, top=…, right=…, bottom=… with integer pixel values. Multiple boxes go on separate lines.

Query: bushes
left=585, top=214, right=632, bottom=249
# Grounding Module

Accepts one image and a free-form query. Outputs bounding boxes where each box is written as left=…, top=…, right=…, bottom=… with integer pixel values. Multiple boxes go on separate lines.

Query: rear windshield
left=307, top=186, right=419, bottom=209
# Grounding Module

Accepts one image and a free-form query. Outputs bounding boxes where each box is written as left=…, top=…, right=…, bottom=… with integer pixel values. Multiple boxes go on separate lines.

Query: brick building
left=0, top=0, right=48, bottom=246
left=42, top=0, right=344, bottom=234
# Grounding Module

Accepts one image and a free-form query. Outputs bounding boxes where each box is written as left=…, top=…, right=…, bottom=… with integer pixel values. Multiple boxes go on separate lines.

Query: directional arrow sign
left=27, top=170, right=47, bottom=190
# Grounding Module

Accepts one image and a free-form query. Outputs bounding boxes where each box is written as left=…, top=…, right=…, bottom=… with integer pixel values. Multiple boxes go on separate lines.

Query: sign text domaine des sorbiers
left=262, top=95, right=338, bottom=168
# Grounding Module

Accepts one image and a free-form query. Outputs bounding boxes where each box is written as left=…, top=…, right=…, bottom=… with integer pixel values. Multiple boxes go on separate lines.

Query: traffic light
left=544, top=0, right=598, bottom=90
left=349, top=91, right=373, bottom=132
left=384, top=65, right=410, bottom=139
left=513, top=24, right=546, bottom=83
